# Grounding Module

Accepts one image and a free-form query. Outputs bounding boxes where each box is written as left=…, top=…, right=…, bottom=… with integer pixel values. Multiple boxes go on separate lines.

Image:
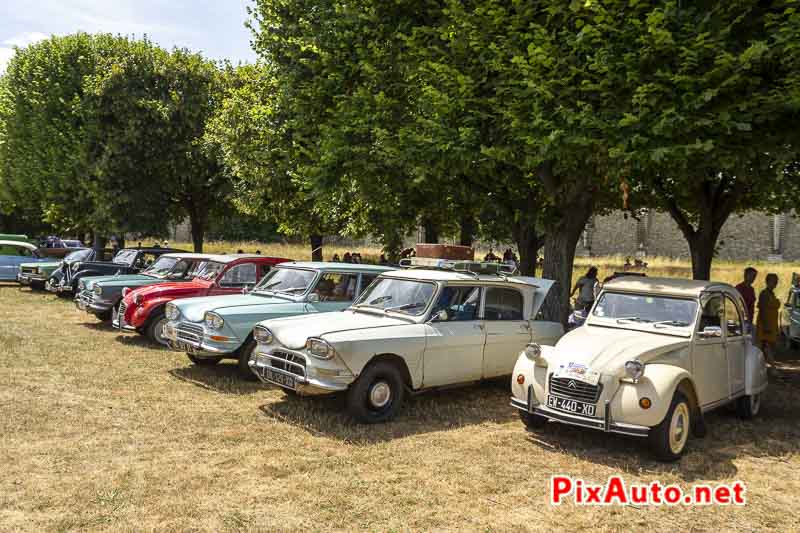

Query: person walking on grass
left=735, top=266, right=758, bottom=333
left=571, top=266, right=599, bottom=312
left=756, top=273, right=780, bottom=365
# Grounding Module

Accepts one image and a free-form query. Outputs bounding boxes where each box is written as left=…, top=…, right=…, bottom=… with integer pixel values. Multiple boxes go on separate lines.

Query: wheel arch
left=364, top=353, right=414, bottom=390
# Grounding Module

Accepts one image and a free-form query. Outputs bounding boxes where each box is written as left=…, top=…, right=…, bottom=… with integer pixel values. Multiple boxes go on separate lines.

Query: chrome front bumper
left=163, top=321, right=239, bottom=356
left=249, top=348, right=352, bottom=395
left=511, top=385, right=649, bottom=438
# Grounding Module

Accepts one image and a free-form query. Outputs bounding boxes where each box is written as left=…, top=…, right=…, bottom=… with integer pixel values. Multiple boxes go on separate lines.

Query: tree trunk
left=512, top=222, right=540, bottom=277
left=688, top=235, right=716, bottom=280
left=93, top=233, right=107, bottom=255
left=189, top=213, right=205, bottom=253
left=422, top=219, right=439, bottom=244
left=541, top=222, right=586, bottom=325
left=310, top=234, right=323, bottom=261
left=459, top=216, right=475, bottom=247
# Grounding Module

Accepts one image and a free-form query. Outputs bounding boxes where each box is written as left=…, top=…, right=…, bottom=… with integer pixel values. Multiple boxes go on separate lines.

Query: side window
left=724, top=296, right=743, bottom=337
left=359, top=274, right=379, bottom=296
left=311, top=273, right=359, bottom=302
left=698, top=294, right=723, bottom=336
left=431, top=286, right=481, bottom=321
left=484, top=288, right=524, bottom=321
left=260, top=264, right=272, bottom=278
left=219, top=263, right=258, bottom=288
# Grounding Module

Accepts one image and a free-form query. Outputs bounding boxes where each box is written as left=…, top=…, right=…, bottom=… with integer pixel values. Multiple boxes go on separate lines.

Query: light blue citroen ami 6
left=163, top=261, right=395, bottom=378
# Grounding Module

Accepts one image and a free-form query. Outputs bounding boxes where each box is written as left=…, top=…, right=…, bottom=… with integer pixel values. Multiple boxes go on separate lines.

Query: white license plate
left=547, top=395, right=596, bottom=417
left=262, top=368, right=297, bottom=390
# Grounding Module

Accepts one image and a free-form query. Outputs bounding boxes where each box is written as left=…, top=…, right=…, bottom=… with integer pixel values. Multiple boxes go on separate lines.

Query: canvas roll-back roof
left=603, top=276, right=734, bottom=298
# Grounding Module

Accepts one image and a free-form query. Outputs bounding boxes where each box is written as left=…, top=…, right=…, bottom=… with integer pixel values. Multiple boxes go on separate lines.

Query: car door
left=304, top=272, right=361, bottom=313
left=724, top=295, right=746, bottom=398
left=211, top=262, right=258, bottom=295
left=694, top=293, right=729, bottom=408
left=481, top=286, right=531, bottom=378
left=422, top=285, right=485, bottom=387
left=0, top=244, right=29, bottom=280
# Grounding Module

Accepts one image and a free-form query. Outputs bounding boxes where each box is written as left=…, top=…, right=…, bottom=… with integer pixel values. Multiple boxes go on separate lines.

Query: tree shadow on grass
left=169, top=363, right=265, bottom=396
left=520, top=380, right=800, bottom=482
left=258, top=380, right=518, bottom=444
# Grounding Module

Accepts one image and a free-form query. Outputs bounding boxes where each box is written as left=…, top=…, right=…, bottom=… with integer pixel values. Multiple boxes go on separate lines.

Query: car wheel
left=187, top=353, right=222, bottom=366
left=145, top=311, right=170, bottom=346
left=648, top=391, right=691, bottom=462
left=736, top=393, right=761, bottom=419
left=346, top=361, right=406, bottom=424
left=95, top=309, right=112, bottom=322
left=236, top=340, right=259, bottom=381
left=519, top=410, right=547, bottom=429
left=30, top=281, right=45, bottom=291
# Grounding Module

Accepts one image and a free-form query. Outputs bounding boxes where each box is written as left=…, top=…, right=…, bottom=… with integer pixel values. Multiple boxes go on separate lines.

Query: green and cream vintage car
left=18, top=249, right=89, bottom=289
left=249, top=263, right=563, bottom=423
left=510, top=277, right=769, bottom=461
left=163, top=262, right=395, bottom=378
left=75, top=253, right=213, bottom=321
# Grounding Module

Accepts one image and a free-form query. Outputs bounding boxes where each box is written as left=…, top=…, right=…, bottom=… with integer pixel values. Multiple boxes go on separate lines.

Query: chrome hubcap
left=669, top=403, right=690, bottom=454
left=368, top=381, right=392, bottom=409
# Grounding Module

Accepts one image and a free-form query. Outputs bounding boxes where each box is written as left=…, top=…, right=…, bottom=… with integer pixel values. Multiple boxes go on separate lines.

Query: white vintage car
left=781, top=273, right=800, bottom=349
left=249, top=263, right=564, bottom=423
left=510, top=277, right=768, bottom=461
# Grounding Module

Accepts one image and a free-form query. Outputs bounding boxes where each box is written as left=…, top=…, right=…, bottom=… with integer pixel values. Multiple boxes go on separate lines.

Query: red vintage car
left=117, top=254, right=291, bottom=345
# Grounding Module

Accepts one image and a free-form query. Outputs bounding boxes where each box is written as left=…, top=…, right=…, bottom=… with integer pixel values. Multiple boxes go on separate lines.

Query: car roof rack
left=398, top=258, right=518, bottom=278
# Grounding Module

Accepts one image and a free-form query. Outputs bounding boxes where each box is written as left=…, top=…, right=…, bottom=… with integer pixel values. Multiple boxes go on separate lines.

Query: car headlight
left=306, top=337, right=335, bottom=360
left=94, top=286, right=102, bottom=296
left=205, top=312, right=224, bottom=330
left=122, top=287, right=131, bottom=297
left=253, top=326, right=273, bottom=344
left=133, top=292, right=143, bottom=306
left=524, top=342, right=542, bottom=360
left=624, top=360, right=644, bottom=382
left=165, top=303, right=180, bottom=320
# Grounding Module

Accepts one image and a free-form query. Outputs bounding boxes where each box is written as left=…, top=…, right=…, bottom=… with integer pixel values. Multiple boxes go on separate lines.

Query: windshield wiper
left=386, top=302, right=425, bottom=313
left=616, top=316, right=652, bottom=324
left=368, top=295, right=393, bottom=305
left=277, top=286, right=307, bottom=293
left=652, top=320, right=690, bottom=328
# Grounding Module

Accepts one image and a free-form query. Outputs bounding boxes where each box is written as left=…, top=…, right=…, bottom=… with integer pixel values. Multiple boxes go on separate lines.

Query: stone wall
left=577, top=210, right=800, bottom=261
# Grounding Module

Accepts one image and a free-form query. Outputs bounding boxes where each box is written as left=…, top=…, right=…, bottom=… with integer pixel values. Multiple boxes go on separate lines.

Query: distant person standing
left=571, top=266, right=599, bottom=312
left=735, top=266, right=758, bottom=332
left=756, top=273, right=780, bottom=365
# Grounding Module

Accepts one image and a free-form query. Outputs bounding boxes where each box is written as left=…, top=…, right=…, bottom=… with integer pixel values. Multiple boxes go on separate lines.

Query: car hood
left=264, top=310, right=407, bottom=350
left=176, top=294, right=295, bottom=322
left=84, top=273, right=158, bottom=290
left=549, top=325, right=691, bottom=376
left=133, top=280, right=210, bottom=300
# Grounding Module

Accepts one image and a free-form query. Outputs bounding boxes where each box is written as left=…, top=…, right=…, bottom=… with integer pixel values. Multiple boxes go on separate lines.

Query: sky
left=0, top=0, right=259, bottom=72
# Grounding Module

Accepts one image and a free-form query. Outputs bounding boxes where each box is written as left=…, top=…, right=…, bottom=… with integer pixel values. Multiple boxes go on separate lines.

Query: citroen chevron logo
left=568, top=380, right=577, bottom=389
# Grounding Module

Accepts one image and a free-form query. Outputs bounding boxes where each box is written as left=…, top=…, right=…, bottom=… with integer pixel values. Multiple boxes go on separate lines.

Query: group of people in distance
left=570, top=264, right=785, bottom=366
left=331, top=252, right=365, bottom=264
left=483, top=248, right=519, bottom=268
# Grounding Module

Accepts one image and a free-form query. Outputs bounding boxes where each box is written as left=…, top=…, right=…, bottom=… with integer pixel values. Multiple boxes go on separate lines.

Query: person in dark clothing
left=735, top=266, right=758, bottom=331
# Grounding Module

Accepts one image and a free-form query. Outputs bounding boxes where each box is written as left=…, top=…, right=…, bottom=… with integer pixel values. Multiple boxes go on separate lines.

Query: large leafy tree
left=612, top=0, right=800, bottom=279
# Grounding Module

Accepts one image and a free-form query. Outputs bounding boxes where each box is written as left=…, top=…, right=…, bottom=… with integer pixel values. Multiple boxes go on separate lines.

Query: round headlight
left=524, top=342, right=542, bottom=360
left=253, top=326, right=273, bottom=344
left=306, top=337, right=335, bottom=360
left=165, top=303, right=180, bottom=320
left=93, top=286, right=102, bottom=296
left=624, top=360, right=644, bottom=381
left=205, top=312, right=224, bottom=330
left=133, top=293, right=143, bottom=306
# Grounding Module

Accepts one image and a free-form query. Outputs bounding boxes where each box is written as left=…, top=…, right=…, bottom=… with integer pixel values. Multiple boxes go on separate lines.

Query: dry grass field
left=1, top=255, right=800, bottom=531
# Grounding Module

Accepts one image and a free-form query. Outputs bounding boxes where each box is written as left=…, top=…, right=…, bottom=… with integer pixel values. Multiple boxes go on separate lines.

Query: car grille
left=269, top=350, right=306, bottom=378
left=117, top=301, right=128, bottom=327
left=549, top=375, right=602, bottom=403
left=176, top=323, right=204, bottom=344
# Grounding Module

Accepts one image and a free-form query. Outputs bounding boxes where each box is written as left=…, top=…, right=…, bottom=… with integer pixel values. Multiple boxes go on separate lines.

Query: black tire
left=648, top=391, right=691, bottom=462
left=145, top=311, right=170, bottom=346
left=30, top=281, right=46, bottom=291
left=346, top=360, right=406, bottom=424
left=236, top=340, right=259, bottom=381
left=95, top=309, right=112, bottom=322
left=519, top=410, right=547, bottom=430
left=187, top=353, right=223, bottom=366
left=736, top=393, right=761, bottom=419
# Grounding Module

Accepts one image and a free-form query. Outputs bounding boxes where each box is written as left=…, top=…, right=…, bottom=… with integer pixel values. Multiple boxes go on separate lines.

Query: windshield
left=194, top=261, right=226, bottom=281
left=65, top=249, right=92, bottom=262
left=113, top=250, right=138, bottom=266
left=353, top=278, right=436, bottom=316
left=592, top=292, right=698, bottom=327
left=254, top=267, right=316, bottom=294
left=143, top=256, right=180, bottom=277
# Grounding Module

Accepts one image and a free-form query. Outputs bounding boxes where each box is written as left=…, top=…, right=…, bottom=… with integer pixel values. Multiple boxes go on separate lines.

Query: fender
left=608, top=364, right=697, bottom=428
left=130, top=296, right=174, bottom=328
left=510, top=346, right=552, bottom=407
left=745, top=343, right=768, bottom=395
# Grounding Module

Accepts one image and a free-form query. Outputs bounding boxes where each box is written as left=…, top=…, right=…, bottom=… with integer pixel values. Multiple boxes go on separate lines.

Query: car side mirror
left=307, top=293, right=320, bottom=303
left=699, top=326, right=722, bottom=339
